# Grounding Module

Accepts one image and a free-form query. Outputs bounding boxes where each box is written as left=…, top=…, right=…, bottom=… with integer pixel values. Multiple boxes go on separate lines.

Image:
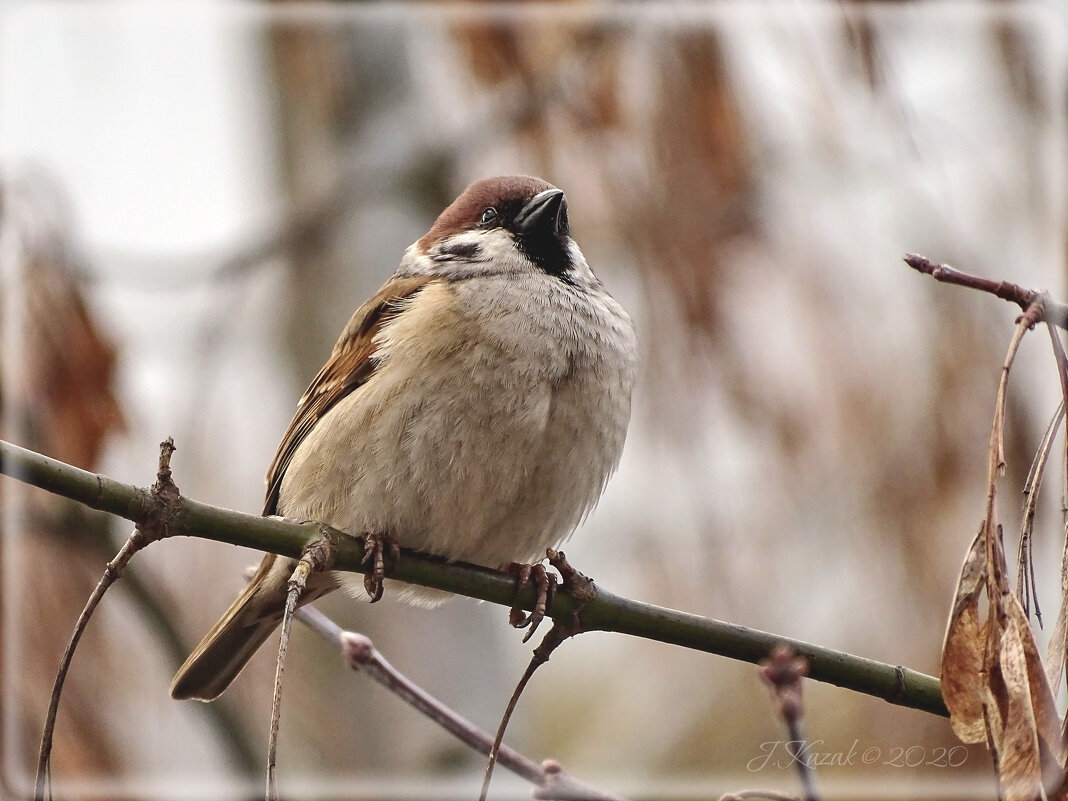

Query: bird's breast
left=279, top=273, right=635, bottom=573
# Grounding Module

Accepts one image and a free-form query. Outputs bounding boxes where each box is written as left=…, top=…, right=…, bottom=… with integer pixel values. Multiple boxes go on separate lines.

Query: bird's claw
left=361, top=532, right=400, bottom=603
left=545, top=548, right=595, bottom=634
left=507, top=561, right=558, bottom=642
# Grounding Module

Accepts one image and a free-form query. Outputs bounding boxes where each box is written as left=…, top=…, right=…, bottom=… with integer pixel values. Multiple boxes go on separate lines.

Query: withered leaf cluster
left=942, top=315, right=1068, bottom=800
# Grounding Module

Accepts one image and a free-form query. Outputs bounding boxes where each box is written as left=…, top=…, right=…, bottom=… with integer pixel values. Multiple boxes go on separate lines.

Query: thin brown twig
left=286, top=601, right=626, bottom=801
left=1019, top=323, right=1068, bottom=627
left=266, top=532, right=337, bottom=801
left=1017, top=400, right=1063, bottom=623
left=904, top=254, right=1068, bottom=329
left=35, top=529, right=146, bottom=801
left=982, top=314, right=1037, bottom=604
left=478, top=625, right=567, bottom=801
left=34, top=438, right=178, bottom=801
left=1040, top=326, right=1068, bottom=689
left=479, top=550, right=595, bottom=801
left=1046, top=324, right=1068, bottom=540
left=1047, top=326, right=1068, bottom=418
left=760, top=645, right=820, bottom=801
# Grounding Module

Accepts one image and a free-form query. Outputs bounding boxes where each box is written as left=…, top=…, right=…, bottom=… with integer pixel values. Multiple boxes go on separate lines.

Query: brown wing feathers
left=262, top=275, right=434, bottom=516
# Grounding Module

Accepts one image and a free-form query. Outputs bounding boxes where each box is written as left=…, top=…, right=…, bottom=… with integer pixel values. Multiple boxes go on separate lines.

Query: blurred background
left=1, top=2, right=1065, bottom=799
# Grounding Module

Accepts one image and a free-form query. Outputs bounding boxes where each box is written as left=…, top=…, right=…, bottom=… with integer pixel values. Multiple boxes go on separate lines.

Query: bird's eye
left=479, top=207, right=499, bottom=227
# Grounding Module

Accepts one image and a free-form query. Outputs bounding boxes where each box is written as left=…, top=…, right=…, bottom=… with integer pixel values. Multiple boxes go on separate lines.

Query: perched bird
left=170, top=175, right=638, bottom=701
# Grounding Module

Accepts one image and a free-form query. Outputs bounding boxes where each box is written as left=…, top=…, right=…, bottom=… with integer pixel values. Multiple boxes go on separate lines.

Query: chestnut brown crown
left=418, top=175, right=568, bottom=251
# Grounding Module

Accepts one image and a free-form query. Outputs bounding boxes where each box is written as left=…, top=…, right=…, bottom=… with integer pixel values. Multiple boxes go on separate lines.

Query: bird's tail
left=170, top=554, right=328, bottom=701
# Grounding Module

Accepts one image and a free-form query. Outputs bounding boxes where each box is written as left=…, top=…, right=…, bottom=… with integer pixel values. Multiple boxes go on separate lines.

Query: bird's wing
left=262, top=273, right=436, bottom=516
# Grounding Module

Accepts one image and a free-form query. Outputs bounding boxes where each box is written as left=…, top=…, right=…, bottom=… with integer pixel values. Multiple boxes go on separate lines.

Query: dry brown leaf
left=943, top=602, right=990, bottom=743
left=1045, top=522, right=1068, bottom=700
left=1007, top=597, right=1066, bottom=774
left=977, top=594, right=1065, bottom=800
left=952, top=525, right=989, bottom=615
left=0, top=172, right=126, bottom=787
left=942, top=527, right=989, bottom=743
left=984, top=682, right=1005, bottom=765
left=939, top=317, right=1068, bottom=801
left=994, top=607, right=1045, bottom=801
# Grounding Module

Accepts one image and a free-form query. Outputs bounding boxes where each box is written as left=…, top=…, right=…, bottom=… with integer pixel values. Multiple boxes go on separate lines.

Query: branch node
left=154, top=437, right=176, bottom=488
left=888, top=665, right=908, bottom=705
left=1017, top=295, right=1046, bottom=330
left=304, top=524, right=339, bottom=574
left=340, top=632, right=374, bottom=669
left=137, top=437, right=181, bottom=544
left=760, top=644, right=809, bottom=724
left=541, top=758, right=563, bottom=775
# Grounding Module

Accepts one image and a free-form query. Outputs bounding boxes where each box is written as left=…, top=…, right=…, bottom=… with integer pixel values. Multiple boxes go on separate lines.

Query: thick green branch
left=0, top=439, right=947, bottom=717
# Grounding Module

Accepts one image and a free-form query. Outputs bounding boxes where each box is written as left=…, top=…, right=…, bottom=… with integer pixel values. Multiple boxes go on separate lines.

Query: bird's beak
left=514, top=189, right=566, bottom=237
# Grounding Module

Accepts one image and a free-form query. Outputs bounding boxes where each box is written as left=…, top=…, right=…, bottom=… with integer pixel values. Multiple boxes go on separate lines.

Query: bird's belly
left=276, top=354, right=609, bottom=576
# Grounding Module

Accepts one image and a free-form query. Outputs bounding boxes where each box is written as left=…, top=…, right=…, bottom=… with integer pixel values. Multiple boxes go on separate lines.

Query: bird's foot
left=506, top=560, right=558, bottom=642
left=544, top=548, right=595, bottom=635
left=361, top=532, right=401, bottom=603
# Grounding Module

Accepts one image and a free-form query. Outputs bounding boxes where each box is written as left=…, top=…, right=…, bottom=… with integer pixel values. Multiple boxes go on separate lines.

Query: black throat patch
left=515, top=233, right=574, bottom=283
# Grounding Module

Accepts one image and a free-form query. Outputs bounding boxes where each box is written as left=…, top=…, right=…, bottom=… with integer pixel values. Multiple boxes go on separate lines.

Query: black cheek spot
left=436, top=241, right=482, bottom=261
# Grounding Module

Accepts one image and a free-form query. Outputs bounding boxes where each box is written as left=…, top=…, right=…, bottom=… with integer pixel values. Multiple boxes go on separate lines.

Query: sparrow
left=170, top=175, right=638, bottom=702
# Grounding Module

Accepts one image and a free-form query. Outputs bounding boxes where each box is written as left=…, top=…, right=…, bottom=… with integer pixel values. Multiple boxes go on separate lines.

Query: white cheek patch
left=407, top=228, right=582, bottom=283
left=426, top=229, right=532, bottom=279
left=474, top=229, right=524, bottom=263
left=563, top=241, right=598, bottom=285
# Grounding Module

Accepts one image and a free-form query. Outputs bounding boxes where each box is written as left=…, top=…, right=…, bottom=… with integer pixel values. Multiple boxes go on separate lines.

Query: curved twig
left=287, top=604, right=628, bottom=801
left=34, top=439, right=179, bottom=801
